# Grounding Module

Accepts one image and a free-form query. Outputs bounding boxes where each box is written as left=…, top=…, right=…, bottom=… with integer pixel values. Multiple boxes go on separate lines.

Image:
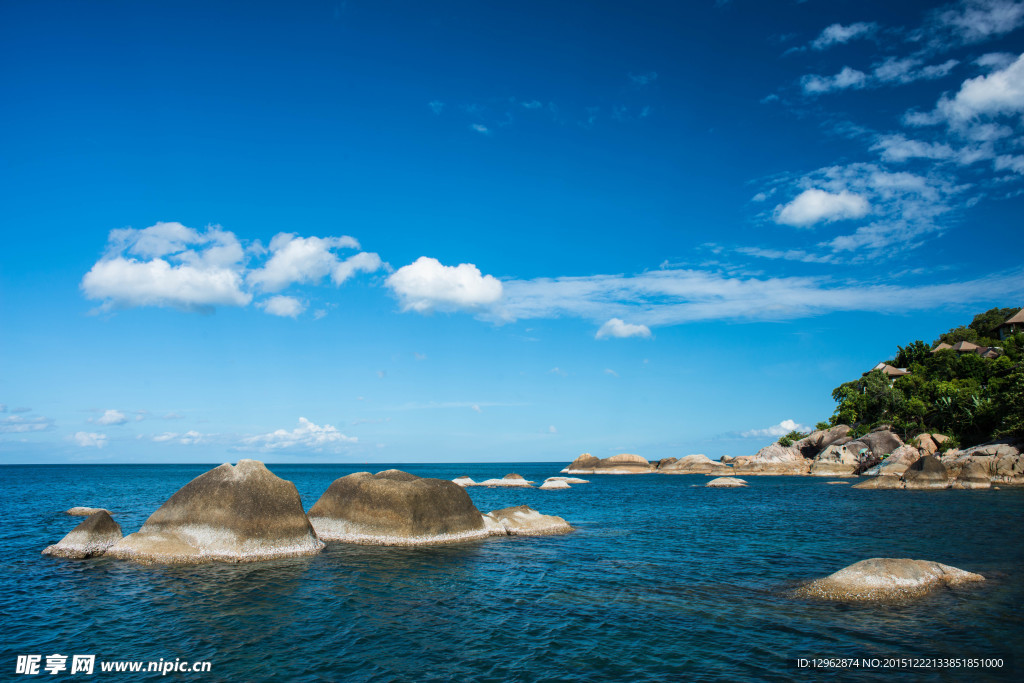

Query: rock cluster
left=793, top=558, right=984, bottom=601
left=562, top=453, right=653, bottom=474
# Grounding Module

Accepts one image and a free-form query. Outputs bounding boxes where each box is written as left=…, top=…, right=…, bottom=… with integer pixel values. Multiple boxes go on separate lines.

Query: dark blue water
left=1, top=464, right=1021, bottom=682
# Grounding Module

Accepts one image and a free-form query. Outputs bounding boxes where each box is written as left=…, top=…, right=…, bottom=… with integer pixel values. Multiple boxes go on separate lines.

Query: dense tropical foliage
left=824, top=308, right=1024, bottom=448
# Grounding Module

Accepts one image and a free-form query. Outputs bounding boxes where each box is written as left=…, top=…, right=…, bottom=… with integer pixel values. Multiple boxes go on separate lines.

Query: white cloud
left=96, top=409, right=128, bottom=426
left=873, top=57, right=959, bottom=85
left=386, top=256, right=503, bottom=313
left=934, top=52, right=1024, bottom=123
left=471, top=404, right=482, bottom=413
left=595, top=318, right=652, bottom=339
left=931, top=0, right=1024, bottom=46
left=241, top=417, right=356, bottom=451
left=741, top=419, right=810, bottom=438
left=72, top=431, right=108, bottom=448
left=0, top=415, right=52, bottom=433
left=246, top=233, right=368, bottom=292
left=470, top=124, right=490, bottom=135
left=629, top=71, right=658, bottom=86
left=82, top=255, right=251, bottom=312
left=801, top=67, right=868, bottom=94
left=811, top=22, right=877, bottom=50
left=259, top=295, right=306, bottom=318
left=522, top=100, right=543, bottom=109
left=548, top=425, right=557, bottom=434
left=332, top=251, right=384, bottom=285
left=428, top=100, right=444, bottom=114
left=153, top=430, right=206, bottom=445
left=604, top=368, right=619, bottom=377
left=774, top=188, right=871, bottom=227
left=871, top=134, right=956, bottom=162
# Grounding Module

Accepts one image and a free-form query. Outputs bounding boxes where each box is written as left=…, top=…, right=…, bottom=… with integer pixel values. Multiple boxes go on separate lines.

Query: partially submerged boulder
left=706, top=477, right=747, bottom=488
left=793, top=558, right=984, bottom=601
left=483, top=506, right=572, bottom=536
left=477, top=473, right=534, bottom=487
left=659, top=454, right=729, bottom=475
left=451, top=476, right=476, bottom=487
left=107, top=460, right=323, bottom=563
left=539, top=479, right=571, bottom=490
left=65, top=506, right=112, bottom=516
left=951, top=461, right=991, bottom=490
left=562, top=452, right=653, bottom=474
left=903, top=455, right=950, bottom=490
left=852, top=475, right=903, bottom=490
left=545, top=476, right=589, bottom=484
left=309, top=469, right=489, bottom=545
left=941, top=439, right=1024, bottom=486
left=732, top=443, right=809, bottom=476
left=43, top=511, right=122, bottom=559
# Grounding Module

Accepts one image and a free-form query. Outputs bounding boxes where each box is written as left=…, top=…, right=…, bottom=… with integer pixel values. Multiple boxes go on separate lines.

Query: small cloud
left=521, top=100, right=543, bottom=109
left=162, top=412, right=184, bottom=420
left=752, top=192, right=768, bottom=202
left=548, top=425, right=557, bottom=434
left=0, top=415, right=52, bottom=433
left=604, top=368, right=619, bottom=377
left=241, top=417, right=356, bottom=452
left=470, top=124, right=491, bottom=135
left=773, top=188, right=871, bottom=227
left=313, top=309, right=328, bottom=320
left=471, top=404, right=482, bottom=413
left=760, top=93, right=781, bottom=104
left=811, top=22, right=877, bottom=50
left=72, top=431, right=108, bottom=448
left=629, top=71, right=658, bottom=86
left=741, top=418, right=810, bottom=438
left=801, top=66, right=868, bottom=94
left=414, top=352, right=427, bottom=361
left=96, top=409, right=128, bottom=426
left=259, top=295, right=306, bottom=318
left=596, top=318, right=652, bottom=339
left=549, top=367, right=567, bottom=376
left=386, top=256, right=503, bottom=313
left=428, top=100, right=444, bottom=114
left=377, top=370, right=386, bottom=379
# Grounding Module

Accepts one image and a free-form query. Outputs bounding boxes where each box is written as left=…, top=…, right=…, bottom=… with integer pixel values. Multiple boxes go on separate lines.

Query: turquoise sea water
left=1, top=463, right=1021, bottom=682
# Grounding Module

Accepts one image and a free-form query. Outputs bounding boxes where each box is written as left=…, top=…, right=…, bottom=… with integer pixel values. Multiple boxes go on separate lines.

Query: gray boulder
left=732, top=443, right=809, bottom=476
left=563, top=453, right=653, bottom=474
left=483, top=506, right=572, bottom=536
left=903, top=455, right=950, bottom=490
left=659, top=454, right=729, bottom=475
left=845, top=429, right=905, bottom=473
left=862, top=445, right=923, bottom=478
left=794, top=425, right=852, bottom=458
left=43, top=511, right=122, bottom=559
left=539, top=479, right=571, bottom=490
left=705, top=477, right=747, bottom=488
left=952, top=461, right=991, bottom=489
left=793, top=558, right=984, bottom=601
left=65, top=506, right=112, bottom=516
left=107, top=460, right=324, bottom=563
left=808, top=444, right=859, bottom=477
left=309, top=469, right=489, bottom=545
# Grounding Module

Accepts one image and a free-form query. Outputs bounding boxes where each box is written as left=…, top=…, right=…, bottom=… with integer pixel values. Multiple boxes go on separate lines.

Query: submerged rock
left=65, top=506, right=112, bottom=516
left=107, top=460, right=323, bottom=563
left=705, top=477, right=747, bottom=488
left=483, top=506, right=572, bottom=536
left=659, top=454, right=729, bottom=475
left=852, top=475, right=903, bottom=490
left=43, top=511, right=122, bottom=559
left=539, top=479, right=571, bottom=490
left=545, top=476, right=589, bottom=484
left=562, top=452, right=653, bottom=474
left=793, top=558, right=984, bottom=601
left=309, top=469, right=489, bottom=545
left=451, top=476, right=476, bottom=487
left=825, top=481, right=851, bottom=485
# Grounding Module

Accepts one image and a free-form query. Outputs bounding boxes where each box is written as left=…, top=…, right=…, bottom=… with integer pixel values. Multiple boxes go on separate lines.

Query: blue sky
left=2, top=0, right=1023, bottom=463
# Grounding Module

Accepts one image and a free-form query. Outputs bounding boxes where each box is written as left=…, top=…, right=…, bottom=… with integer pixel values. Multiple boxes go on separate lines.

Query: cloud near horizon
left=240, top=417, right=356, bottom=452
left=741, top=418, right=810, bottom=438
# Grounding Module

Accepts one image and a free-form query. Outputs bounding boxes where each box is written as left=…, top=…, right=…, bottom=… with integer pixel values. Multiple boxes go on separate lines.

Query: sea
left=1, top=463, right=1021, bottom=682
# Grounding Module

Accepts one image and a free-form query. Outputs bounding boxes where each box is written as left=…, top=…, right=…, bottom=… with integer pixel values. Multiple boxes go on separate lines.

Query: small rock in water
left=451, top=476, right=476, bottom=487
left=539, top=479, right=571, bottom=490
left=793, top=558, right=984, bottom=601
left=483, top=506, right=572, bottom=536
left=43, top=511, right=122, bottom=559
left=477, top=473, right=534, bottom=487
left=705, top=477, right=747, bottom=488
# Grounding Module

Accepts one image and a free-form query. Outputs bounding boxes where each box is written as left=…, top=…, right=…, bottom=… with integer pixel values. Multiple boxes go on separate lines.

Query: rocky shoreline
left=560, top=426, right=1024, bottom=489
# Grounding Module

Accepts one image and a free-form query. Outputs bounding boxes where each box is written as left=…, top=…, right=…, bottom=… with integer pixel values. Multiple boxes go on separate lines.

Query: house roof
left=931, top=342, right=953, bottom=352
left=952, top=340, right=980, bottom=352
left=1003, top=308, right=1024, bottom=325
left=864, top=363, right=910, bottom=377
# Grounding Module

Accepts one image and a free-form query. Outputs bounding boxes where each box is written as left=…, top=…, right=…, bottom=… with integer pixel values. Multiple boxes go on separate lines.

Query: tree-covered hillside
left=825, top=308, right=1024, bottom=449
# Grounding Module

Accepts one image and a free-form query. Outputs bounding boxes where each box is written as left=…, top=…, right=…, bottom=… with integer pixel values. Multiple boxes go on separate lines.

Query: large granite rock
left=108, top=460, right=324, bottom=563
left=793, top=425, right=852, bottom=458
left=793, top=558, right=984, bottom=601
left=66, top=506, right=112, bottom=516
left=706, top=477, right=747, bottom=488
left=562, top=453, right=653, bottom=474
left=659, top=454, right=729, bottom=475
left=952, top=461, right=991, bottom=490
left=653, top=457, right=679, bottom=470
left=451, top=476, right=476, bottom=487
left=539, top=479, right=571, bottom=490
left=43, top=511, right=122, bottom=559
left=809, top=444, right=859, bottom=477
left=844, top=429, right=905, bottom=472
left=483, top=506, right=572, bottom=536
left=862, top=445, right=923, bottom=478
left=309, top=469, right=489, bottom=545
left=732, top=443, right=810, bottom=476
left=719, top=455, right=736, bottom=464
left=852, top=475, right=903, bottom=489
left=941, top=439, right=1024, bottom=485
left=903, top=455, right=950, bottom=490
